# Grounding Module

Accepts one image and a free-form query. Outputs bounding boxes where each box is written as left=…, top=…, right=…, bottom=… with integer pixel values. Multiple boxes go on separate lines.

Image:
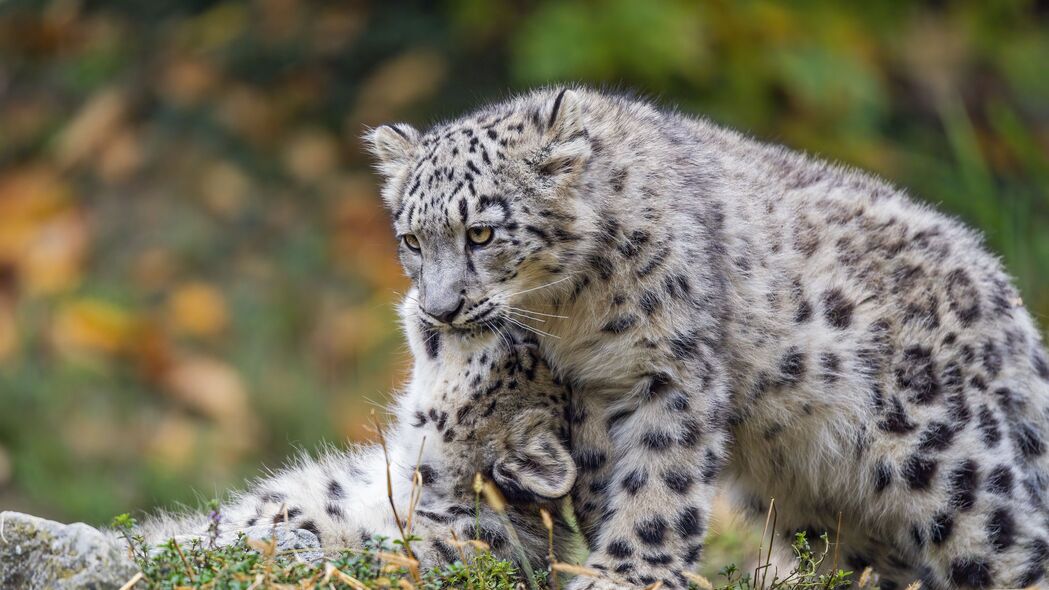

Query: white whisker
left=486, top=320, right=513, bottom=351
left=505, top=309, right=546, bottom=323
left=506, top=275, right=575, bottom=297
left=392, top=290, right=421, bottom=305
left=419, top=327, right=440, bottom=349
left=502, top=315, right=560, bottom=339
left=506, top=305, right=569, bottom=319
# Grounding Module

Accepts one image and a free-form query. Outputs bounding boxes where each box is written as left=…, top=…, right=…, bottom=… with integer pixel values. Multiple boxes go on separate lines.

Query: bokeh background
left=1, top=0, right=1047, bottom=547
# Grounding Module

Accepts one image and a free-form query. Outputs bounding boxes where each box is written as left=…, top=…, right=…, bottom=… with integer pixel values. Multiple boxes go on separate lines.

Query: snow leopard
left=135, top=292, right=576, bottom=570
left=364, top=86, right=1049, bottom=589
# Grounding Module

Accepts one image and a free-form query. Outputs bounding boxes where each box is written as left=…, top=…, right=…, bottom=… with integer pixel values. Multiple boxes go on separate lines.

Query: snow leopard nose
left=422, top=295, right=464, bottom=324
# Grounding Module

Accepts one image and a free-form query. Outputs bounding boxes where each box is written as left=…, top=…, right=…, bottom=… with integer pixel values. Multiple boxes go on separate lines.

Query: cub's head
left=365, top=88, right=595, bottom=337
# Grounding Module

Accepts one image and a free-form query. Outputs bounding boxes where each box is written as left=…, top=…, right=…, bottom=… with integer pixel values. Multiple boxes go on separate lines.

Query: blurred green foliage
left=0, top=0, right=1046, bottom=542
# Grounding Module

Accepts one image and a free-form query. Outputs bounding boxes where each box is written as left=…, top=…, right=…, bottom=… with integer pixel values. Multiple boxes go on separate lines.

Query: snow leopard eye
left=466, top=226, right=494, bottom=247
left=402, top=233, right=421, bottom=252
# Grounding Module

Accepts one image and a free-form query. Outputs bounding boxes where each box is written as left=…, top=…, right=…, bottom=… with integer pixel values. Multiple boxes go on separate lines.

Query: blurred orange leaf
left=159, top=58, right=220, bottom=107
left=199, top=161, right=250, bottom=217
left=283, top=128, right=340, bottom=183
left=97, top=128, right=143, bottom=183
left=351, top=49, right=448, bottom=128
left=166, top=282, right=229, bottom=338
left=161, top=354, right=250, bottom=423
left=52, top=298, right=138, bottom=357
left=0, top=167, right=89, bottom=295
left=312, top=304, right=385, bottom=363
left=215, top=85, right=282, bottom=145
left=55, top=88, right=128, bottom=169
left=22, top=210, right=89, bottom=295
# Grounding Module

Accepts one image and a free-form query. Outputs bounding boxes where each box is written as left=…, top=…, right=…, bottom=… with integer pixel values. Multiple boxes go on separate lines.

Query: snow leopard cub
left=366, top=86, right=1049, bottom=589
left=135, top=290, right=576, bottom=569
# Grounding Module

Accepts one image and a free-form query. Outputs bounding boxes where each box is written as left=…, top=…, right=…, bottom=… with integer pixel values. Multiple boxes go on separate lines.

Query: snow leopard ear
left=363, top=123, right=419, bottom=179
left=492, top=430, right=576, bottom=502
left=539, top=89, right=591, bottom=178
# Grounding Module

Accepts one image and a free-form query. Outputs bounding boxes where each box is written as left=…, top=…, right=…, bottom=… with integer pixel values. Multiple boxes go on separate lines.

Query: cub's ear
left=492, top=430, right=576, bottom=502
left=539, top=89, right=590, bottom=179
left=363, top=123, right=419, bottom=178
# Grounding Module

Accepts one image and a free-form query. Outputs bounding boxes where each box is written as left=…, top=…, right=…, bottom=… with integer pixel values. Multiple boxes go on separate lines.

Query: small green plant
left=113, top=520, right=541, bottom=590
left=111, top=513, right=149, bottom=563
left=712, top=531, right=852, bottom=590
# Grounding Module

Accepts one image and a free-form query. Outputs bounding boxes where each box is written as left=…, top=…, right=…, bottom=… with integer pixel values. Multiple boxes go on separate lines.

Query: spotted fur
left=366, top=86, right=1049, bottom=589
left=135, top=294, right=577, bottom=569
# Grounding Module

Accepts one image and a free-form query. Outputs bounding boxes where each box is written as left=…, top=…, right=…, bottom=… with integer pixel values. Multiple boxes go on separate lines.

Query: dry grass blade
left=324, top=564, right=369, bottom=590
left=171, top=539, right=196, bottom=583
left=642, top=581, right=663, bottom=590
left=681, top=571, right=713, bottom=590
left=903, top=582, right=922, bottom=590
left=448, top=530, right=471, bottom=564
left=118, top=572, right=144, bottom=590
left=540, top=508, right=558, bottom=590
left=551, top=563, right=603, bottom=578
left=377, top=551, right=421, bottom=569
left=480, top=479, right=507, bottom=513
left=756, top=497, right=776, bottom=589
left=371, top=410, right=418, bottom=573
left=831, top=510, right=843, bottom=573
left=246, top=573, right=265, bottom=590
left=479, top=479, right=538, bottom=590
left=405, top=436, right=427, bottom=533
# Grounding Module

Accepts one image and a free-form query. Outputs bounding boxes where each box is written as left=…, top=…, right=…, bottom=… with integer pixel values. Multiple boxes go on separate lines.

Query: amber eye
left=402, top=234, right=421, bottom=251
left=467, top=226, right=494, bottom=246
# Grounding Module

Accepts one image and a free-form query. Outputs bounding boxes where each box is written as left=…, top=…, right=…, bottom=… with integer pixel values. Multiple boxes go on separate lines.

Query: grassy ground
left=111, top=507, right=858, bottom=590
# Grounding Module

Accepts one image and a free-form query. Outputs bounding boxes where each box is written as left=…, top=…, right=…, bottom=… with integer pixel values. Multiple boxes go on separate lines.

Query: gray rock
left=0, top=511, right=138, bottom=590
left=0, top=511, right=326, bottom=589
left=243, top=525, right=324, bottom=563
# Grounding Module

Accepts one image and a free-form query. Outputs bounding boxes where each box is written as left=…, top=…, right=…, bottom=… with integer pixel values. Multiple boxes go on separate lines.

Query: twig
left=171, top=539, right=196, bottom=583
left=118, top=572, right=144, bottom=590
left=756, top=497, right=775, bottom=589
left=448, top=529, right=471, bottom=564
left=405, top=436, right=427, bottom=533
left=324, top=563, right=370, bottom=590
left=372, top=410, right=419, bottom=577
left=681, top=571, right=713, bottom=590
left=480, top=480, right=538, bottom=590
left=767, top=502, right=780, bottom=587
left=540, top=508, right=558, bottom=590
left=831, top=511, right=843, bottom=573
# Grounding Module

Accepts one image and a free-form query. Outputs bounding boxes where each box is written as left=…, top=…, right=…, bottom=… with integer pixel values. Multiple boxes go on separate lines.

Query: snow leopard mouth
left=416, top=310, right=505, bottom=338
